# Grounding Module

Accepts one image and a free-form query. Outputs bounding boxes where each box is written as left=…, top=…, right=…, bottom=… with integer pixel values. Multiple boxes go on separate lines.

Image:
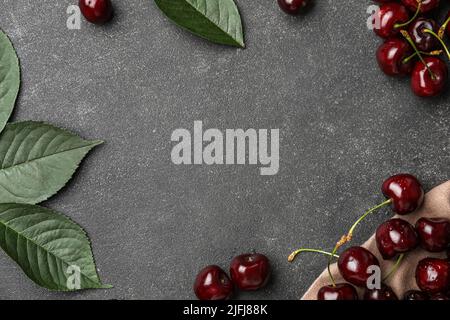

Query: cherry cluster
left=193, top=253, right=271, bottom=300
left=290, top=174, right=450, bottom=300
left=373, top=0, right=450, bottom=97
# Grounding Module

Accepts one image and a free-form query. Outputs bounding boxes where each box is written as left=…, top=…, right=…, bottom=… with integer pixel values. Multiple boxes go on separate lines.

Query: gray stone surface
left=0, top=0, right=449, bottom=300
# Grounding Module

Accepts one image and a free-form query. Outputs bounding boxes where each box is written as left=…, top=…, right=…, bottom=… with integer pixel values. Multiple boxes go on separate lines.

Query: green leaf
left=0, top=121, right=102, bottom=205
left=0, top=29, right=20, bottom=133
left=155, top=0, right=245, bottom=48
left=0, top=203, right=110, bottom=290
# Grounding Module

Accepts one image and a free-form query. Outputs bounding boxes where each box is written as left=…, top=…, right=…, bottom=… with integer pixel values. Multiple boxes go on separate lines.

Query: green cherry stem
left=394, top=1, right=422, bottom=29
left=383, top=254, right=405, bottom=282
left=288, top=248, right=339, bottom=263
left=423, top=29, right=450, bottom=60
left=402, top=50, right=443, bottom=64
left=401, top=30, right=436, bottom=79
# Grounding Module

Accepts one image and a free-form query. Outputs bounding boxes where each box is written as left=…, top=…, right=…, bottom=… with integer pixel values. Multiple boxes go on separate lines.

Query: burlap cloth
left=302, top=180, right=450, bottom=300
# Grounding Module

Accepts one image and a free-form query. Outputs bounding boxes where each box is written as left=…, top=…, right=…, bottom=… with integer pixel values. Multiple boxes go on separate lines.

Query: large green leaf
left=0, top=121, right=102, bottom=204
left=0, top=29, right=20, bottom=133
left=0, top=203, right=109, bottom=290
left=155, top=0, right=245, bottom=48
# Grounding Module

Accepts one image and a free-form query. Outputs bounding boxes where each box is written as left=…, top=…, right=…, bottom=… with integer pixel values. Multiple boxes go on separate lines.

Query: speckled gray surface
left=0, top=0, right=449, bottom=300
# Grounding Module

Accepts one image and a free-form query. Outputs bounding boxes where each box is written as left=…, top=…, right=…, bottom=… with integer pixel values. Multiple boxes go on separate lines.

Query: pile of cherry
left=289, top=173, right=450, bottom=300
left=373, top=0, right=450, bottom=97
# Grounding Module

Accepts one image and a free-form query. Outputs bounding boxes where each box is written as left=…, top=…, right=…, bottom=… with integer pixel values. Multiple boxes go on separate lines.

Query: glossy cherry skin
left=416, top=218, right=450, bottom=252
left=317, top=283, right=359, bottom=300
left=409, top=18, right=438, bottom=52
left=376, top=38, right=414, bottom=76
left=376, top=219, right=418, bottom=259
left=230, top=253, right=271, bottom=291
left=338, top=247, right=380, bottom=287
left=401, top=0, right=440, bottom=13
left=382, top=174, right=424, bottom=215
left=194, top=265, right=233, bottom=300
left=364, top=284, right=398, bottom=300
left=373, top=3, right=410, bottom=38
left=430, top=293, right=450, bottom=300
left=79, top=0, right=113, bottom=24
left=411, top=57, right=448, bottom=97
left=416, top=258, right=450, bottom=294
left=277, top=0, right=308, bottom=15
left=446, top=11, right=450, bottom=38
left=404, top=290, right=429, bottom=300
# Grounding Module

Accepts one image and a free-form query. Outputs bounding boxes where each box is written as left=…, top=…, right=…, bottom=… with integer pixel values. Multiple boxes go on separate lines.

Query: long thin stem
left=402, top=50, right=443, bottom=64
left=383, top=254, right=404, bottom=282
left=401, top=30, right=436, bottom=79
left=423, top=29, right=450, bottom=60
left=288, top=248, right=339, bottom=263
left=394, top=1, right=422, bottom=29
left=347, top=199, right=392, bottom=238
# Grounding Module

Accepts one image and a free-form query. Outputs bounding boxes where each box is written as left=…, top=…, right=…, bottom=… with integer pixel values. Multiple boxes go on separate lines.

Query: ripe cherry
left=416, top=218, right=450, bottom=252
left=404, top=290, right=429, bottom=300
left=376, top=218, right=418, bottom=259
left=376, top=38, right=414, bottom=76
left=317, top=283, right=359, bottom=300
left=409, top=18, right=439, bottom=51
left=194, top=265, right=233, bottom=300
left=430, top=293, right=450, bottom=300
left=411, top=57, right=448, bottom=97
left=373, top=3, right=410, bottom=38
left=230, top=253, right=271, bottom=291
left=401, top=0, right=440, bottom=14
left=79, top=0, right=113, bottom=24
left=382, top=174, right=424, bottom=215
left=338, top=246, right=380, bottom=287
left=363, top=284, right=398, bottom=300
left=277, top=0, right=309, bottom=15
left=416, top=258, right=450, bottom=294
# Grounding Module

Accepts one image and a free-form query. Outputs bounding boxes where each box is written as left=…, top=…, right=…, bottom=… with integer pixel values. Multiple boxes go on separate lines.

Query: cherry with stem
left=401, top=30, right=436, bottom=79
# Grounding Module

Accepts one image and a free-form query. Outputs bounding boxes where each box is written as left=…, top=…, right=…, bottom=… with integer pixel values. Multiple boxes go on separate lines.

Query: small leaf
left=155, top=0, right=245, bottom=48
left=0, top=29, right=20, bottom=133
left=0, top=203, right=109, bottom=290
left=0, top=121, right=102, bottom=205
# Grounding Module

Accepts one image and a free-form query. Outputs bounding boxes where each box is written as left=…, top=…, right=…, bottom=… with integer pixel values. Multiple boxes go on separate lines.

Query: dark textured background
left=0, top=0, right=449, bottom=300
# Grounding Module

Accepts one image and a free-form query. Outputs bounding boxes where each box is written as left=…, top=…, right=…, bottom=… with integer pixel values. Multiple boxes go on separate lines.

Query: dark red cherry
left=338, top=246, right=380, bottom=287
left=376, top=218, right=418, bottom=259
left=411, top=57, right=448, bottom=97
left=277, top=0, right=309, bottom=15
left=445, top=11, right=450, bottom=38
left=194, top=265, right=233, bottom=300
left=429, top=293, right=450, bottom=300
left=363, top=284, right=398, bottom=300
left=317, top=283, right=359, bottom=300
left=401, top=0, right=440, bottom=13
left=416, top=218, right=450, bottom=252
left=416, top=258, right=450, bottom=294
left=382, top=174, right=424, bottom=215
left=404, top=290, right=429, bottom=300
left=79, top=0, right=113, bottom=24
left=230, top=253, right=271, bottom=291
left=373, top=3, right=410, bottom=38
left=376, top=38, right=414, bottom=76
left=408, top=18, right=439, bottom=51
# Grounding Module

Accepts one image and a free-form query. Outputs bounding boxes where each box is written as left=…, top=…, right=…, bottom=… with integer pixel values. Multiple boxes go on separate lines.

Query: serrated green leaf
left=155, top=0, right=245, bottom=48
left=0, top=121, right=102, bottom=205
left=0, top=203, right=109, bottom=290
left=0, top=29, right=20, bottom=134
